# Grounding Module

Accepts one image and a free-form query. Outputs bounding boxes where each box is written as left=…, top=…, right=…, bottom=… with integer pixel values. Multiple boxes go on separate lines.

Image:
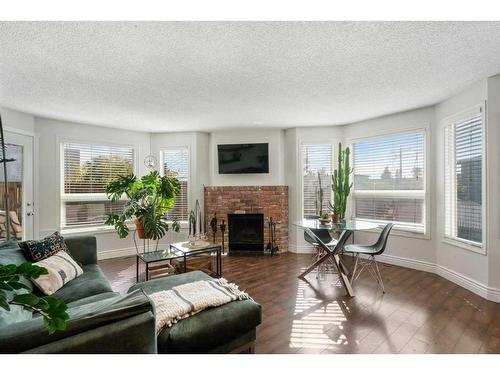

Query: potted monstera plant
left=105, top=171, right=181, bottom=240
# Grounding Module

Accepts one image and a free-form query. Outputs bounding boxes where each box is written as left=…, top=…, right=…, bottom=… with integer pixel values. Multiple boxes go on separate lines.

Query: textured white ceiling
left=1, top=21, right=500, bottom=132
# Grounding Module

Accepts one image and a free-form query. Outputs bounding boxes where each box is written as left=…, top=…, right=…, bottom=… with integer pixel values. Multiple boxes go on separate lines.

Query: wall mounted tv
left=217, top=143, right=269, bottom=174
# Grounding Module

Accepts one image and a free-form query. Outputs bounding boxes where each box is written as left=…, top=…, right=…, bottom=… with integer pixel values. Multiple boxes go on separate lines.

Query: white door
left=0, top=131, right=34, bottom=240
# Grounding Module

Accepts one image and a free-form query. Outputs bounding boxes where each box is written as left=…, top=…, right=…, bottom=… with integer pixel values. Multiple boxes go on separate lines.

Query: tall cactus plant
left=329, top=142, right=353, bottom=220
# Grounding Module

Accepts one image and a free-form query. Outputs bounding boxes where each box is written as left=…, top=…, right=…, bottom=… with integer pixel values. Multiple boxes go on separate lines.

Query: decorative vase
left=134, top=219, right=147, bottom=239
left=331, top=213, right=340, bottom=224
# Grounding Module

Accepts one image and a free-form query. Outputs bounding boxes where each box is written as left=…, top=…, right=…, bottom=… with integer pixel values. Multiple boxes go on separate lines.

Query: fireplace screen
left=228, top=213, right=264, bottom=253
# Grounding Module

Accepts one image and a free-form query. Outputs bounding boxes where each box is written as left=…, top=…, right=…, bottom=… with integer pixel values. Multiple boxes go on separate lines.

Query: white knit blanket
left=149, top=278, right=251, bottom=334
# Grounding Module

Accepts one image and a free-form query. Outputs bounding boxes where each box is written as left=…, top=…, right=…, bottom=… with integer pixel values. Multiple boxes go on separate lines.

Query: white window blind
left=444, top=113, right=484, bottom=247
left=162, top=147, right=189, bottom=221
left=62, top=142, right=134, bottom=228
left=302, top=144, right=332, bottom=218
left=353, top=131, right=425, bottom=232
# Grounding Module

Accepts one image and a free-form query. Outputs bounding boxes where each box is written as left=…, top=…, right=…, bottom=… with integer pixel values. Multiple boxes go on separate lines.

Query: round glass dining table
left=293, top=218, right=379, bottom=297
left=293, top=218, right=379, bottom=232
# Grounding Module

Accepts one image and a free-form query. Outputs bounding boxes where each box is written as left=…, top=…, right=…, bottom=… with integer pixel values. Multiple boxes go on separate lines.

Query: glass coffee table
left=136, top=242, right=222, bottom=282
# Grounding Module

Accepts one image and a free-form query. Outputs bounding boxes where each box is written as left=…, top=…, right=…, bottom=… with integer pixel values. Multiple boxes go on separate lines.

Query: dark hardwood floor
left=99, top=252, right=500, bottom=354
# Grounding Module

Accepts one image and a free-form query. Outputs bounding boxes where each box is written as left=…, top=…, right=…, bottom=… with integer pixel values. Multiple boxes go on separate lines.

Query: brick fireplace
left=204, top=186, right=289, bottom=253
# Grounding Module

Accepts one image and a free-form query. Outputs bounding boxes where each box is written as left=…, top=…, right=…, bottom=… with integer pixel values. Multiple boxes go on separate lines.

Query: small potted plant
left=319, top=212, right=331, bottom=224
left=105, top=171, right=181, bottom=240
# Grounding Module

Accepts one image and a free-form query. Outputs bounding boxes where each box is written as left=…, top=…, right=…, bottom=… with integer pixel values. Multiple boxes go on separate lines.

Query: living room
left=2, top=1, right=500, bottom=372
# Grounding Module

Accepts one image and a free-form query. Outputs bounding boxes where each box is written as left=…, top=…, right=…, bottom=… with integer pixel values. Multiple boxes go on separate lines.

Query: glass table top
left=137, top=249, right=182, bottom=263
left=293, top=218, right=379, bottom=231
left=170, top=241, right=221, bottom=254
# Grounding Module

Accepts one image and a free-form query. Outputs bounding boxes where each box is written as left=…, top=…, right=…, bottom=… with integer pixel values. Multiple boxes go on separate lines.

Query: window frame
left=348, top=127, right=430, bottom=237
left=58, top=138, right=138, bottom=232
left=299, top=142, right=334, bottom=219
left=159, top=145, right=191, bottom=223
left=441, top=104, right=487, bottom=255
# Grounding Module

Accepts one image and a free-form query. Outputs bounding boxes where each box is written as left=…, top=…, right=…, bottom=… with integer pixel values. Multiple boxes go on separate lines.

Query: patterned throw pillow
left=18, top=231, right=68, bottom=262
left=31, top=251, right=83, bottom=295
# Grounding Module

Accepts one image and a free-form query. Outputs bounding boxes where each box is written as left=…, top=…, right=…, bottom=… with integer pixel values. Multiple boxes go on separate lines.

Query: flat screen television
left=217, top=143, right=269, bottom=174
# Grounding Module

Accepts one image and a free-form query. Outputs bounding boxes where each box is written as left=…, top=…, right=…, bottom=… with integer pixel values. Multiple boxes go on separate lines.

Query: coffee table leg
left=136, top=255, right=139, bottom=282
left=146, top=264, right=149, bottom=281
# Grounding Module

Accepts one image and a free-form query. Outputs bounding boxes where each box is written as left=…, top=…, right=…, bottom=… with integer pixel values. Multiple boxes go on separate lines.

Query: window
left=61, top=142, right=134, bottom=229
left=444, top=111, right=484, bottom=249
left=162, top=147, right=189, bottom=221
left=352, top=131, right=426, bottom=233
left=301, top=144, right=332, bottom=218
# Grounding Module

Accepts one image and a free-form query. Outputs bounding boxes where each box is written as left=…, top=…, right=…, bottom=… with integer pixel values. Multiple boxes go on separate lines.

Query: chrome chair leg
left=373, top=256, right=385, bottom=293
left=350, top=253, right=359, bottom=283
left=348, top=254, right=385, bottom=294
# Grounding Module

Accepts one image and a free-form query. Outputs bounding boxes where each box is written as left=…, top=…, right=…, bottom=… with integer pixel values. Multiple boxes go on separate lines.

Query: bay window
left=352, top=131, right=426, bottom=233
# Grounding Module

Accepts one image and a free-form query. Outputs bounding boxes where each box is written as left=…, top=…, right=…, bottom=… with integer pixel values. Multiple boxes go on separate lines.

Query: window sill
left=61, top=221, right=189, bottom=236
left=356, top=223, right=429, bottom=240
left=442, top=237, right=486, bottom=255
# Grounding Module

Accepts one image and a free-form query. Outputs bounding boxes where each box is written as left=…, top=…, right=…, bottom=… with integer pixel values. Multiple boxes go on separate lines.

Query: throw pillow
left=18, top=231, right=68, bottom=262
left=31, top=251, right=83, bottom=295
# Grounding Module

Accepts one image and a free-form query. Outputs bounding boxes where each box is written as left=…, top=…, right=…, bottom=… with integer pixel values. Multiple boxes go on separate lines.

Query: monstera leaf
left=0, top=263, right=69, bottom=334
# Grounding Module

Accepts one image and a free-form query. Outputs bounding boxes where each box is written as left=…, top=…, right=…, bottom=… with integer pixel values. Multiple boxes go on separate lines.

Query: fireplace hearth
left=228, top=213, right=264, bottom=254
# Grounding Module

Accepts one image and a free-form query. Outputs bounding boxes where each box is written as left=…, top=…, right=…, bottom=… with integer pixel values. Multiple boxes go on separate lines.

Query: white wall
left=209, top=128, right=286, bottom=186
left=486, top=75, right=500, bottom=291
left=1, top=106, right=35, bottom=134
left=35, top=117, right=152, bottom=259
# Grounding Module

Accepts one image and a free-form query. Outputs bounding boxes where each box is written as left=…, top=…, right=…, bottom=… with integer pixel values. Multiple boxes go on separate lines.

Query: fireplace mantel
left=204, top=185, right=288, bottom=253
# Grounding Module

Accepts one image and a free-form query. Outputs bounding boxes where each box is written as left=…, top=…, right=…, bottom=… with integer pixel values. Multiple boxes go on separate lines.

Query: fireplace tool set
left=265, top=217, right=279, bottom=256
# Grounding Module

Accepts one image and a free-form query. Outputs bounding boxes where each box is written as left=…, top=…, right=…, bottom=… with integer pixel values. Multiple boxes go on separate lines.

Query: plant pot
left=331, top=213, right=340, bottom=224
left=319, top=217, right=331, bottom=224
left=134, top=219, right=148, bottom=239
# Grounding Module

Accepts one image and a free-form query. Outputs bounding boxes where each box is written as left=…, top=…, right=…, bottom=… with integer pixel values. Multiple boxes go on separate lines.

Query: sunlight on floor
left=289, top=280, right=348, bottom=350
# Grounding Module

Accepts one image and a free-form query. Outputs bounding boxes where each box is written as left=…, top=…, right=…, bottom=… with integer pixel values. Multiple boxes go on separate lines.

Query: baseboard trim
left=288, top=244, right=314, bottom=254
left=97, top=246, right=137, bottom=260
left=375, top=253, right=436, bottom=274
left=373, top=253, right=500, bottom=303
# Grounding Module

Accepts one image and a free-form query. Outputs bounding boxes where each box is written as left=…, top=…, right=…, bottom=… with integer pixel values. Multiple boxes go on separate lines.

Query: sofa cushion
left=67, top=292, right=120, bottom=308
left=32, top=251, right=83, bottom=295
left=18, top=231, right=68, bottom=262
left=53, top=264, right=113, bottom=304
left=0, top=289, right=153, bottom=353
left=129, top=271, right=262, bottom=353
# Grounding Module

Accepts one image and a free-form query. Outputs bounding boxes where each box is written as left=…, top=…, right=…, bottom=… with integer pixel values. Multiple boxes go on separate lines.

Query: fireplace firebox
left=228, top=213, right=264, bottom=254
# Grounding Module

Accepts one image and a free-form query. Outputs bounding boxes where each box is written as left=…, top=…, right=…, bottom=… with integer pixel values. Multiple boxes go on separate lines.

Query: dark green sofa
left=0, top=236, right=261, bottom=354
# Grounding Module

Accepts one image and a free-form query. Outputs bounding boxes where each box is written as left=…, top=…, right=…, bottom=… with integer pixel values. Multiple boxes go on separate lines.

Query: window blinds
left=63, top=143, right=134, bottom=194
left=302, top=144, right=332, bottom=218
left=62, top=142, right=134, bottom=228
left=445, top=113, right=483, bottom=245
left=162, top=147, right=189, bottom=221
left=353, top=132, right=425, bottom=231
